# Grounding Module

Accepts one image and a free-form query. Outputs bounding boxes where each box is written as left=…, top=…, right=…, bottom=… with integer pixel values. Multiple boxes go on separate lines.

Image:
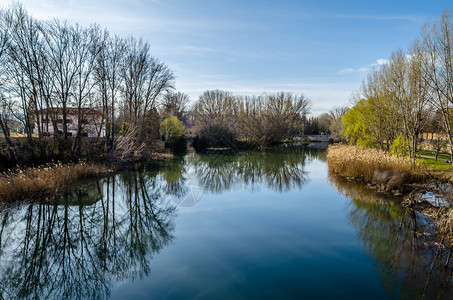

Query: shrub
left=165, top=136, right=187, bottom=153
left=390, top=135, right=410, bottom=157
left=0, top=162, right=112, bottom=202
left=327, top=144, right=424, bottom=185
left=120, top=121, right=129, bottom=135
left=192, top=125, right=238, bottom=152
left=160, top=116, right=185, bottom=142
left=160, top=116, right=187, bottom=153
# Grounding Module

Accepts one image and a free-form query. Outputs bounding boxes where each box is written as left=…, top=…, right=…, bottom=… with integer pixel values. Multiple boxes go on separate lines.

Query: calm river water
left=0, top=146, right=451, bottom=299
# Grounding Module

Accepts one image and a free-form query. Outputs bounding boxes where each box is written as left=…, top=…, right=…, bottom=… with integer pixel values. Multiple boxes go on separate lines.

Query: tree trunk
left=0, top=118, right=17, bottom=161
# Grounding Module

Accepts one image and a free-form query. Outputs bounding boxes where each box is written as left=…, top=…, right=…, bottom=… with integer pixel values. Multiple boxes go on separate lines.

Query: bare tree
left=121, top=37, right=174, bottom=126
left=237, top=95, right=266, bottom=145
left=0, top=7, right=18, bottom=159
left=114, top=37, right=174, bottom=158
left=70, top=24, right=106, bottom=153
left=384, top=48, right=430, bottom=160
left=2, top=4, right=46, bottom=140
left=193, top=89, right=238, bottom=129
left=0, top=3, right=179, bottom=162
left=265, top=92, right=310, bottom=141
left=236, top=92, right=311, bottom=147
left=95, top=35, right=126, bottom=150
left=161, top=91, right=190, bottom=121
left=406, top=43, right=431, bottom=158
left=420, top=10, right=453, bottom=163
left=41, top=19, right=80, bottom=139
left=327, top=106, right=349, bottom=141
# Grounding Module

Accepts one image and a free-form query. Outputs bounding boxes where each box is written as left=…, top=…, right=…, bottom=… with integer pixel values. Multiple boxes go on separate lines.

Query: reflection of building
left=35, top=108, right=104, bottom=137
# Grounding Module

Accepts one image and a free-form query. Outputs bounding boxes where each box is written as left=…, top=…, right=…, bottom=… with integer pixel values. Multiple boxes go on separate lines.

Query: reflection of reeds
left=327, top=144, right=424, bottom=186
left=0, top=172, right=176, bottom=299
left=328, top=171, right=400, bottom=205
left=0, top=162, right=112, bottom=202
left=328, top=169, right=453, bottom=298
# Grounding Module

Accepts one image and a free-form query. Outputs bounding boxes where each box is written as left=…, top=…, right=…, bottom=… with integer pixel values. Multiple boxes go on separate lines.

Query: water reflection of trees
left=0, top=147, right=325, bottom=298
left=329, top=173, right=453, bottom=299
left=190, top=147, right=323, bottom=193
left=0, top=173, right=177, bottom=299
left=140, top=146, right=322, bottom=200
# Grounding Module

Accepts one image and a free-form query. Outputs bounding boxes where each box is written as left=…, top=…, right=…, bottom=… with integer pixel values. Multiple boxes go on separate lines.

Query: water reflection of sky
left=111, top=149, right=389, bottom=299
left=0, top=147, right=451, bottom=299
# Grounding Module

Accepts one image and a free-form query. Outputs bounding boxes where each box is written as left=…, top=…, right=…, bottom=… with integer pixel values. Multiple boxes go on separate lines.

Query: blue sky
left=4, top=0, right=452, bottom=115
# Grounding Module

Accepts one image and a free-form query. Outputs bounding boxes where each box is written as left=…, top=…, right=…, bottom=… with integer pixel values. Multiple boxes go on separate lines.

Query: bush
left=165, top=136, right=187, bottom=153
left=390, top=135, right=410, bottom=157
left=160, top=116, right=185, bottom=141
left=0, top=162, right=112, bottom=202
left=327, top=144, right=424, bottom=185
left=192, top=125, right=238, bottom=152
left=120, top=121, right=129, bottom=135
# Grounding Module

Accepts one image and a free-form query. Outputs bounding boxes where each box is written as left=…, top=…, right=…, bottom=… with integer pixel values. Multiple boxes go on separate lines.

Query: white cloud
left=339, top=68, right=354, bottom=74
left=405, top=54, right=414, bottom=61
left=339, top=67, right=369, bottom=74
left=340, top=57, right=390, bottom=75
left=373, top=58, right=389, bottom=66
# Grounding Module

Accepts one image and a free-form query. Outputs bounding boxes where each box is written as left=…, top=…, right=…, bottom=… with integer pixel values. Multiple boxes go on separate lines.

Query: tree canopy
left=160, top=116, right=185, bottom=142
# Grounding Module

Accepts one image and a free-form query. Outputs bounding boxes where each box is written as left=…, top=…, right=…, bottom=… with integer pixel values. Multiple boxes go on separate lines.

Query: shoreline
left=327, top=144, right=453, bottom=246
left=326, top=144, right=452, bottom=194
left=0, top=152, right=175, bottom=203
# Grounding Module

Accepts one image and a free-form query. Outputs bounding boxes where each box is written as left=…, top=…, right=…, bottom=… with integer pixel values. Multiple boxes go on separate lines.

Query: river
left=0, top=146, right=450, bottom=299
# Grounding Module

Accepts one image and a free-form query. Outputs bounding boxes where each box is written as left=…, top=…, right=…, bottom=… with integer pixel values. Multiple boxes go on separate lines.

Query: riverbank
left=327, top=144, right=453, bottom=250
left=0, top=150, right=176, bottom=203
left=0, top=162, right=114, bottom=203
left=326, top=144, right=436, bottom=194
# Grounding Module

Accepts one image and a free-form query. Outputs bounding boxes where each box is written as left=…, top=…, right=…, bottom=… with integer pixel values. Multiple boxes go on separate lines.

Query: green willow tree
left=160, top=116, right=185, bottom=142
left=342, top=99, right=374, bottom=147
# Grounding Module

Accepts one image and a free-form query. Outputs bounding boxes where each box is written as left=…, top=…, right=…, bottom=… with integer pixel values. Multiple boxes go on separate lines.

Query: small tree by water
left=160, top=116, right=185, bottom=142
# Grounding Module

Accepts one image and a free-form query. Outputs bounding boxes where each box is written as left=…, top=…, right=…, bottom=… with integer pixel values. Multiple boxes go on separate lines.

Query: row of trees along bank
left=0, top=3, right=317, bottom=163
left=0, top=3, right=180, bottom=162
left=342, top=9, right=453, bottom=163
left=191, top=90, right=311, bottom=150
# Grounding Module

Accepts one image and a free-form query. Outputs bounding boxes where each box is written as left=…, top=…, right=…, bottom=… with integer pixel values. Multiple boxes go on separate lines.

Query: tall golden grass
left=327, top=144, right=424, bottom=185
left=0, top=162, right=112, bottom=202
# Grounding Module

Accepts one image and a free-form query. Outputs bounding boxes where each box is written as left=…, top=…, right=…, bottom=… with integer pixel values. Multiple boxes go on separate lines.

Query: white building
left=35, top=108, right=105, bottom=138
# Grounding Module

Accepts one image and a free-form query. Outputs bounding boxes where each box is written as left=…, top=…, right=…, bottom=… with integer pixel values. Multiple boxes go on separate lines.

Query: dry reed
left=0, top=162, right=113, bottom=202
left=327, top=144, right=424, bottom=186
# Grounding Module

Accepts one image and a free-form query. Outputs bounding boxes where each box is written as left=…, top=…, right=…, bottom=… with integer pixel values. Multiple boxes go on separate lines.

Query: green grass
left=416, top=157, right=452, bottom=169
left=418, top=150, right=451, bottom=161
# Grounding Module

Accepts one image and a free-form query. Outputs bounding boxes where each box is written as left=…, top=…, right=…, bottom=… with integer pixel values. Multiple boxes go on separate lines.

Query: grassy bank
left=418, top=150, right=451, bottom=161
left=0, top=162, right=113, bottom=203
left=327, top=144, right=426, bottom=190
